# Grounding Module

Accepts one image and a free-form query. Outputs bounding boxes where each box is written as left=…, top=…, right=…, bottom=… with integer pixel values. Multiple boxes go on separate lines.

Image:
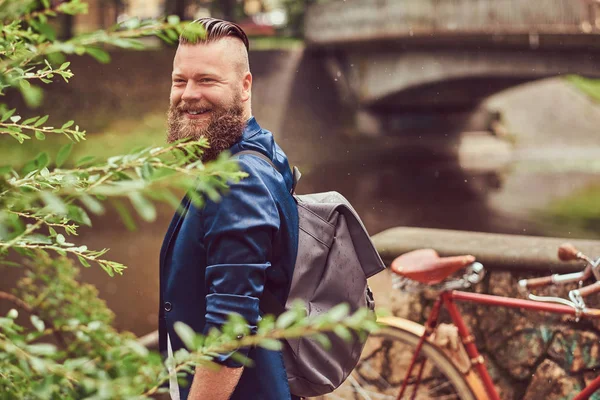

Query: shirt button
left=164, top=302, right=172, bottom=312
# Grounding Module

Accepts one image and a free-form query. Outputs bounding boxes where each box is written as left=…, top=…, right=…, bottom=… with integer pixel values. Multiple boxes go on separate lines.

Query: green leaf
left=275, top=310, right=298, bottom=330
left=22, top=116, right=40, bottom=125
left=67, top=204, right=91, bottom=226
left=174, top=322, right=197, bottom=350
left=125, top=339, right=149, bottom=357
left=7, top=309, right=18, bottom=319
left=111, top=38, right=144, bottom=50
left=0, top=260, right=21, bottom=268
left=112, top=171, right=132, bottom=181
left=345, top=307, right=370, bottom=328
left=167, top=15, right=180, bottom=25
left=57, top=1, right=88, bottom=15
left=0, top=165, right=12, bottom=175
left=27, top=343, right=57, bottom=356
left=128, top=192, right=156, bottom=222
left=312, top=333, right=331, bottom=349
left=22, top=159, right=38, bottom=176
left=229, top=351, right=254, bottom=367
left=141, top=161, right=154, bottom=180
left=257, top=315, right=275, bottom=335
left=59, top=62, right=71, bottom=70
left=35, top=131, right=45, bottom=140
left=327, top=303, right=350, bottom=322
left=75, top=155, right=96, bottom=167
left=80, top=194, right=105, bottom=215
left=56, top=142, right=73, bottom=167
left=29, top=357, right=47, bottom=373
left=0, top=317, right=14, bottom=329
left=32, top=21, right=56, bottom=41
left=181, top=23, right=206, bottom=43
left=99, top=262, right=114, bottom=277
left=257, top=338, right=282, bottom=351
left=77, top=256, right=90, bottom=267
left=34, top=115, right=49, bottom=127
left=120, top=17, right=141, bottom=30
left=1, top=108, right=16, bottom=122
left=21, top=84, right=44, bottom=108
left=111, top=199, right=137, bottom=231
left=156, top=32, right=175, bottom=45
left=166, top=28, right=179, bottom=41
left=363, top=320, right=381, bottom=333
left=56, top=234, right=66, bottom=245
left=35, top=152, right=50, bottom=169
left=61, top=120, right=74, bottom=129
left=86, top=47, right=111, bottom=64
left=333, top=325, right=353, bottom=342
left=40, top=192, right=68, bottom=215
left=30, top=315, right=45, bottom=332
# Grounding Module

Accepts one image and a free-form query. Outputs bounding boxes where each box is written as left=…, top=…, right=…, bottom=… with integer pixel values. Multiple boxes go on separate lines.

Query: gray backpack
left=237, top=151, right=386, bottom=397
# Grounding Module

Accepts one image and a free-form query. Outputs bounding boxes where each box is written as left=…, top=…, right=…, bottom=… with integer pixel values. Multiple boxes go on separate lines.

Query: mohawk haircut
left=179, top=17, right=250, bottom=51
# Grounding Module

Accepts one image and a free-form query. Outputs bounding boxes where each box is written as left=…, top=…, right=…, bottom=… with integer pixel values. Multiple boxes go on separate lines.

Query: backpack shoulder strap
left=235, top=149, right=278, bottom=170
left=234, top=150, right=301, bottom=195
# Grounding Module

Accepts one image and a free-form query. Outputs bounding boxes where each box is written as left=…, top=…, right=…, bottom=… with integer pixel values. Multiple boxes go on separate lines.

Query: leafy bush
left=0, top=2, right=377, bottom=398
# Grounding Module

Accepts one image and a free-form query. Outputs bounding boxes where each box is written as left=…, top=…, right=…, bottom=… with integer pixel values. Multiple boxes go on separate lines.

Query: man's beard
left=167, top=98, right=246, bottom=162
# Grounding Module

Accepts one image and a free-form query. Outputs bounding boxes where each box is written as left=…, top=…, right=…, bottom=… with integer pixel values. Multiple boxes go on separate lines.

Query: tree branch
left=0, top=290, right=67, bottom=349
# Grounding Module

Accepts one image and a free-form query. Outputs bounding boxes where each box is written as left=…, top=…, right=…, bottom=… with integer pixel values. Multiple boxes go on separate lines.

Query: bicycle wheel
left=327, top=325, right=477, bottom=400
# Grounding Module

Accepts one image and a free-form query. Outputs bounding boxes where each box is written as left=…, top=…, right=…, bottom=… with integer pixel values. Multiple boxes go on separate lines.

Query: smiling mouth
left=185, top=109, right=211, bottom=116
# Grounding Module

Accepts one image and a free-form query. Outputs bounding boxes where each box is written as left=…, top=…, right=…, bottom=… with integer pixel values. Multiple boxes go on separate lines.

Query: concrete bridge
left=304, top=0, right=600, bottom=135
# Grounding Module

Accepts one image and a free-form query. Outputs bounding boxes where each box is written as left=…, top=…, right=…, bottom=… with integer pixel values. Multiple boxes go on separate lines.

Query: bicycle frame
left=403, top=290, right=600, bottom=400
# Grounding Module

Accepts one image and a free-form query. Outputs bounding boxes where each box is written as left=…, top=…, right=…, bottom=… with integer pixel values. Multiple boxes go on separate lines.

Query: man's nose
left=181, top=81, right=202, bottom=103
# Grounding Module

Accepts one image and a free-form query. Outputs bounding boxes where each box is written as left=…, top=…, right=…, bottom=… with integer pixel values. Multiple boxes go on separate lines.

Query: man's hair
left=179, top=17, right=250, bottom=51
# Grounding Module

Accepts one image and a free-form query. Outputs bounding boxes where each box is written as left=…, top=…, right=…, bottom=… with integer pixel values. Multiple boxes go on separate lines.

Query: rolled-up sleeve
left=200, top=159, right=279, bottom=366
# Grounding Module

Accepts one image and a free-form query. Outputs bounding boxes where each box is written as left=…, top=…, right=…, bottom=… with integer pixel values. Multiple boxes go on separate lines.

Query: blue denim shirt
left=159, top=117, right=300, bottom=399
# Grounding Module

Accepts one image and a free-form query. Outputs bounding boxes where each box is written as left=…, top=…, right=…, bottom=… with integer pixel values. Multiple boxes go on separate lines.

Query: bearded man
left=159, top=18, right=299, bottom=400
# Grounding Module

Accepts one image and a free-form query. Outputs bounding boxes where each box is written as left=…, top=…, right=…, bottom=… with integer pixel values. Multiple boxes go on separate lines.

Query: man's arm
left=188, top=365, right=244, bottom=400
left=192, top=157, right=279, bottom=397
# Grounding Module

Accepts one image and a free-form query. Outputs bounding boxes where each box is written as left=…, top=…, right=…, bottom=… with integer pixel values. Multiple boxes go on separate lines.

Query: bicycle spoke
left=348, top=375, right=375, bottom=400
left=323, top=328, right=475, bottom=400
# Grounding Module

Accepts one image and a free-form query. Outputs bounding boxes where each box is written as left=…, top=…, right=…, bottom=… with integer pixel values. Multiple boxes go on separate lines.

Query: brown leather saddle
left=391, top=249, right=476, bottom=285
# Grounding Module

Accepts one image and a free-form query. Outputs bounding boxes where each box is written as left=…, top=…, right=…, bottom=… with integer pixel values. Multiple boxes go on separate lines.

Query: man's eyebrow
left=191, top=72, right=219, bottom=79
left=171, top=72, right=219, bottom=79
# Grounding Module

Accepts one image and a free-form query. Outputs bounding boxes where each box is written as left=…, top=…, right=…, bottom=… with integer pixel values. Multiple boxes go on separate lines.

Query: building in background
left=69, top=0, right=305, bottom=37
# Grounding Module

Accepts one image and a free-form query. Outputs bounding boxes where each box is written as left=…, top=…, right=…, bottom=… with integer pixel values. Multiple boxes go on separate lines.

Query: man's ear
left=241, top=72, right=252, bottom=102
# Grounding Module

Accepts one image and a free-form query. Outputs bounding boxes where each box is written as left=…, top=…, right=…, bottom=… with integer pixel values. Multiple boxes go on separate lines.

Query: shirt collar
left=242, top=116, right=261, bottom=140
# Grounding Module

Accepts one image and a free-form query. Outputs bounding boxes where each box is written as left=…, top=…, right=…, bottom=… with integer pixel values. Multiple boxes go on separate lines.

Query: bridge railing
left=305, top=0, right=600, bottom=45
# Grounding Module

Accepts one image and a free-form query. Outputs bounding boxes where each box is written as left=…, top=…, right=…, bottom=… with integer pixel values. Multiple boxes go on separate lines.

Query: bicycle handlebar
left=519, top=243, right=593, bottom=291
left=558, top=243, right=581, bottom=262
left=522, top=275, right=555, bottom=289
left=577, top=281, right=600, bottom=297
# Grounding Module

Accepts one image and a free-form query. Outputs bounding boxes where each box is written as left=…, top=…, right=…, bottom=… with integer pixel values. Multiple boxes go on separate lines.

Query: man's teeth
left=187, top=110, right=207, bottom=115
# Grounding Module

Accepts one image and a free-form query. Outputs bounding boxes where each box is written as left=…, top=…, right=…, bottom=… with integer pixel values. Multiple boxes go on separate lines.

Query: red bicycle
left=327, top=243, right=600, bottom=399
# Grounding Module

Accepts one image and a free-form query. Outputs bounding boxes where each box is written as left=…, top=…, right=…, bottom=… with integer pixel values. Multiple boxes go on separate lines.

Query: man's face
left=167, top=39, right=251, bottom=161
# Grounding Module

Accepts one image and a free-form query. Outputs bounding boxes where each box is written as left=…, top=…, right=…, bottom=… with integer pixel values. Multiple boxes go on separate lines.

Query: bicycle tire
left=322, top=324, right=477, bottom=400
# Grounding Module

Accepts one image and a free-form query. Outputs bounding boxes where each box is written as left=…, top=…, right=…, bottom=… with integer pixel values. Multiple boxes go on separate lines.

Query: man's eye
left=173, top=79, right=185, bottom=84
left=199, top=78, right=213, bottom=83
